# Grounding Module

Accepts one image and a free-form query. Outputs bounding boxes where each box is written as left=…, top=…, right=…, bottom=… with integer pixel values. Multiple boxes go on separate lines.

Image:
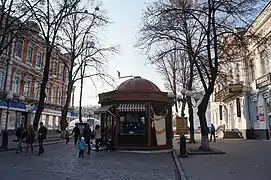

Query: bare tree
left=138, top=0, right=264, bottom=149
left=57, top=2, right=117, bottom=132
left=138, top=0, right=204, bottom=143
left=146, top=44, right=198, bottom=142
left=23, top=0, right=84, bottom=130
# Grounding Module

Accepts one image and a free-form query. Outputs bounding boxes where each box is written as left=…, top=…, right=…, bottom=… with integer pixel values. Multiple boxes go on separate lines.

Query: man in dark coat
left=83, top=124, right=92, bottom=154
left=38, top=122, right=47, bottom=155
left=15, top=124, right=26, bottom=154
left=71, top=124, right=81, bottom=147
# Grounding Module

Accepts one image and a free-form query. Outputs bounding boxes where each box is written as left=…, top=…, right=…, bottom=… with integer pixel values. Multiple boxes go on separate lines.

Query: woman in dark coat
left=26, top=125, right=35, bottom=154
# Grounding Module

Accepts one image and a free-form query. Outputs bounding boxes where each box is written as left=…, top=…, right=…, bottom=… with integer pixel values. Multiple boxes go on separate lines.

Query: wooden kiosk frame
left=94, top=77, right=173, bottom=151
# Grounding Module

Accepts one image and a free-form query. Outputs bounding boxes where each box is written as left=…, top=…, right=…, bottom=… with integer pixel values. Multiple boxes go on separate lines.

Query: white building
left=211, top=2, right=271, bottom=139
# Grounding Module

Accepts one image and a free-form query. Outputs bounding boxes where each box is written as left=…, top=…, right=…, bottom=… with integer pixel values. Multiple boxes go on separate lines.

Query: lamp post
left=18, top=95, right=26, bottom=127
left=168, top=89, right=202, bottom=157
left=1, top=92, right=14, bottom=148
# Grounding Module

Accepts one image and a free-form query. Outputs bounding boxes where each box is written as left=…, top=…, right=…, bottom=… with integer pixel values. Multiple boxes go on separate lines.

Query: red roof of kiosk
left=116, top=76, right=160, bottom=92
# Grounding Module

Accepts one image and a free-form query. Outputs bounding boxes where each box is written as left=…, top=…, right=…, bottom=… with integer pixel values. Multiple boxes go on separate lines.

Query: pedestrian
left=26, top=125, right=35, bottom=154
left=78, top=136, right=86, bottom=158
left=83, top=124, right=91, bottom=154
left=38, top=122, right=48, bottom=155
left=15, top=124, right=26, bottom=154
left=210, top=124, right=216, bottom=142
left=65, top=129, right=70, bottom=144
left=71, top=124, right=80, bottom=147
left=94, top=124, right=102, bottom=152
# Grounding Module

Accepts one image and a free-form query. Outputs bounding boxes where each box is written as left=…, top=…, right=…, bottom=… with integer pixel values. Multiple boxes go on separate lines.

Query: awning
left=94, top=105, right=113, bottom=114
left=117, top=103, right=147, bottom=112
left=0, top=100, right=26, bottom=111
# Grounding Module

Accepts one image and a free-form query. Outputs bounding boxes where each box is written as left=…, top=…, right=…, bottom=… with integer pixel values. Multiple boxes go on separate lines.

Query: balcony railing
left=214, top=83, right=243, bottom=102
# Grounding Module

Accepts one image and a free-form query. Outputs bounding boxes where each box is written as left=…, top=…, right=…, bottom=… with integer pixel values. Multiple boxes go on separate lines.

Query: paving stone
left=0, top=143, right=177, bottom=180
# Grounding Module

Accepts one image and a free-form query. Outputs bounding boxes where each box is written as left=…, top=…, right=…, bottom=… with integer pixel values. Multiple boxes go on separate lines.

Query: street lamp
left=176, top=89, right=202, bottom=157
left=1, top=92, right=14, bottom=148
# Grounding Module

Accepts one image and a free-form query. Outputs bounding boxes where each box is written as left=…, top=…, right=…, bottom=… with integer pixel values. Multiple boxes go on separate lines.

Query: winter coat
left=77, top=139, right=86, bottom=150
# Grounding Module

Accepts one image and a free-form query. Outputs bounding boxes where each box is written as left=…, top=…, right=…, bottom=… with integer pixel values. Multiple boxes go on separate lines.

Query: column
left=52, top=116, right=56, bottom=130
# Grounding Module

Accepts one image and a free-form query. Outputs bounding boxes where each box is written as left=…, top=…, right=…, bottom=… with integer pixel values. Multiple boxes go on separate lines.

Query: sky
left=73, top=0, right=167, bottom=107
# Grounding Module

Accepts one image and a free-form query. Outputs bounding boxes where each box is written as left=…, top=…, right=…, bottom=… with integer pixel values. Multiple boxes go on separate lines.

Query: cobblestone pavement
left=0, top=143, right=178, bottom=180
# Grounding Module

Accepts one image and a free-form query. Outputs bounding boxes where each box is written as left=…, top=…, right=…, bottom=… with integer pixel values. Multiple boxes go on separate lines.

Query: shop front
left=94, top=76, right=173, bottom=151
left=0, top=100, right=78, bottom=133
left=249, top=73, right=271, bottom=139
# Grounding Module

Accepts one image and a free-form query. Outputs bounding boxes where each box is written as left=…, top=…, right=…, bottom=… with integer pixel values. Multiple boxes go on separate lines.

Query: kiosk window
left=119, top=112, right=146, bottom=135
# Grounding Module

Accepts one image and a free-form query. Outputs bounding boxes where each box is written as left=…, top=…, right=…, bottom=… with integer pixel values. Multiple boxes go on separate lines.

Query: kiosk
left=94, top=76, right=173, bottom=151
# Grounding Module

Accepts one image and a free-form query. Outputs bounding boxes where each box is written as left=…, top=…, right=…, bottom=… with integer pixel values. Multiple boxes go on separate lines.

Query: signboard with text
left=256, top=73, right=271, bottom=89
left=175, top=116, right=188, bottom=135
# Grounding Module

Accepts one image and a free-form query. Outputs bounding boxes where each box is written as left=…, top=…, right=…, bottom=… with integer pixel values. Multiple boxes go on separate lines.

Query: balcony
left=214, top=83, right=243, bottom=102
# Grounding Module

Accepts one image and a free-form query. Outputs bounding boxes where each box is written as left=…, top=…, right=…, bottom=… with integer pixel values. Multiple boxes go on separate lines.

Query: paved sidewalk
left=0, top=143, right=177, bottom=180
left=174, top=139, right=271, bottom=180
left=0, top=133, right=64, bottom=151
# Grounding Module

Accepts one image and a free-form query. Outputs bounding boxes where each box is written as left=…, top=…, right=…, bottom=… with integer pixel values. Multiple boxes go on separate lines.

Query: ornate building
left=211, top=2, right=271, bottom=139
left=0, top=22, right=77, bottom=132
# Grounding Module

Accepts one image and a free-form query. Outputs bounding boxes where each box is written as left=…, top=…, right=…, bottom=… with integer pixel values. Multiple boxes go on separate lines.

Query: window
left=260, top=49, right=268, bottom=76
left=15, top=39, right=23, bottom=58
left=23, top=80, right=31, bottom=97
left=51, top=87, right=56, bottom=103
left=236, top=98, right=241, bottom=117
left=34, top=81, right=40, bottom=99
left=45, top=87, right=49, bottom=102
left=119, top=112, right=147, bottom=135
left=53, top=88, right=56, bottom=103
left=1, top=35, right=9, bottom=54
left=12, top=75, right=20, bottom=94
left=36, top=52, right=42, bottom=68
left=248, top=58, right=255, bottom=82
left=0, top=71, right=5, bottom=90
left=27, top=45, right=34, bottom=63
left=58, top=89, right=62, bottom=104
left=59, top=66, right=63, bottom=79
left=53, top=61, right=58, bottom=75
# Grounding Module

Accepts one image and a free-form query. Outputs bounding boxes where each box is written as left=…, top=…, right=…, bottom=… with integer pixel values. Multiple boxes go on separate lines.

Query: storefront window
left=119, top=112, right=146, bottom=135
left=48, top=115, right=53, bottom=129
left=8, top=110, right=16, bottom=130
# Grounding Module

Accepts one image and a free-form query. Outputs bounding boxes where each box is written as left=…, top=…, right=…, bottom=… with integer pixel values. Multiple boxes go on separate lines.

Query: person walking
left=65, top=129, right=70, bottom=144
left=71, top=124, right=80, bottom=147
left=210, top=124, right=216, bottom=142
left=83, top=124, right=91, bottom=154
left=94, top=125, right=102, bottom=152
left=25, top=125, right=35, bottom=154
left=15, top=124, right=26, bottom=154
left=78, top=137, right=86, bottom=158
left=38, top=122, right=48, bottom=156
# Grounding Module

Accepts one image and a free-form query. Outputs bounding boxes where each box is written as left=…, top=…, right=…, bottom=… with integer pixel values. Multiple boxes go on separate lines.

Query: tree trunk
left=79, top=61, right=86, bottom=124
left=197, top=92, right=211, bottom=151
left=60, top=88, right=72, bottom=138
left=33, top=46, right=52, bottom=131
left=79, top=76, right=83, bottom=123
left=187, top=97, right=196, bottom=143
left=60, top=80, right=73, bottom=132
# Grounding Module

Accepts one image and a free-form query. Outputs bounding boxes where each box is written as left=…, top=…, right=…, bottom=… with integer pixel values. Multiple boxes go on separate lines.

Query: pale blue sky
left=73, top=0, right=166, bottom=106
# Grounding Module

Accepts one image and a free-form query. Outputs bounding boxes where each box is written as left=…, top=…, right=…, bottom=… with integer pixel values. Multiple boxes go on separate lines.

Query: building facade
left=0, top=26, right=77, bottom=132
left=211, top=2, right=271, bottom=139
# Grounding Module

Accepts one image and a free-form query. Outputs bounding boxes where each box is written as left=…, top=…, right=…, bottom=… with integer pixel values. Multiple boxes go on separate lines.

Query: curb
left=186, top=147, right=226, bottom=155
left=0, top=140, right=65, bottom=152
left=172, top=148, right=188, bottom=180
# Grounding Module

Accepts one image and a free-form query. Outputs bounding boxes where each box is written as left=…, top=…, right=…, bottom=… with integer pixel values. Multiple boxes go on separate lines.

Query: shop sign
left=256, top=73, right=271, bottom=89
left=175, top=116, right=188, bottom=135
